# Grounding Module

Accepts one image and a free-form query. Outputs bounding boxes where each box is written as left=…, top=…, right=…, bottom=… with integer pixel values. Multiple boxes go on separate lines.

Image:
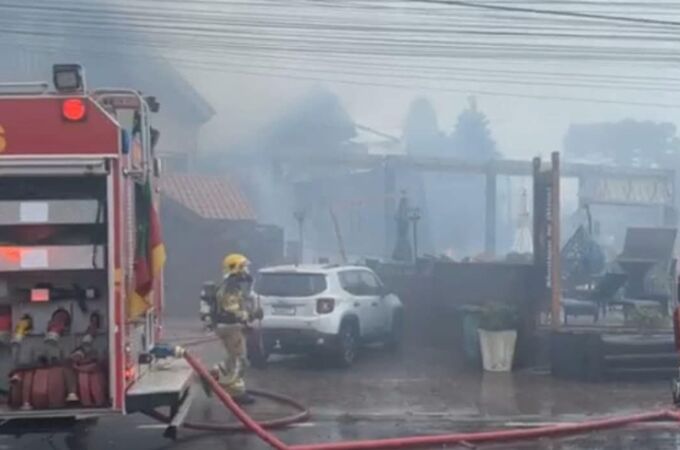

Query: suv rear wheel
left=335, top=321, right=359, bottom=367
left=246, top=328, right=269, bottom=369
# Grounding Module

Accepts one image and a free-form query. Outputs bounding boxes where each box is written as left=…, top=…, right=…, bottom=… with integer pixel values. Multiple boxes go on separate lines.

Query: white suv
left=252, top=265, right=404, bottom=366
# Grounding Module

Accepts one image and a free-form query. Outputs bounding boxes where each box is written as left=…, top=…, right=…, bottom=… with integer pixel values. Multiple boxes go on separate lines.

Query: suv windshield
left=255, top=273, right=327, bottom=297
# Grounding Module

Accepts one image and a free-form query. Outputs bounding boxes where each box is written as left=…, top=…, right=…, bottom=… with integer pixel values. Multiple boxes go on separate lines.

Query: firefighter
left=211, top=253, right=262, bottom=405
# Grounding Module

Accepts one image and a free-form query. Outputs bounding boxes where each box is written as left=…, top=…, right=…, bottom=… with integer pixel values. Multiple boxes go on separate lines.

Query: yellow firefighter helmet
left=223, top=253, right=249, bottom=275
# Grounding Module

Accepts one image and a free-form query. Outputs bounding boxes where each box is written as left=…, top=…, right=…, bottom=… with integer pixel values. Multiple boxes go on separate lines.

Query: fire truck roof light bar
left=0, top=82, right=49, bottom=95
left=0, top=158, right=110, bottom=176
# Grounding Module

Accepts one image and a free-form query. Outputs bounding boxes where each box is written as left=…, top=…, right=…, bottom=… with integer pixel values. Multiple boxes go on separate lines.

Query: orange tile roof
left=160, top=173, right=256, bottom=221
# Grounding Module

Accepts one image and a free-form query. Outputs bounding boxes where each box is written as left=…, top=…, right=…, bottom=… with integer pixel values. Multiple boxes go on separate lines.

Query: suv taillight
left=316, top=298, right=335, bottom=314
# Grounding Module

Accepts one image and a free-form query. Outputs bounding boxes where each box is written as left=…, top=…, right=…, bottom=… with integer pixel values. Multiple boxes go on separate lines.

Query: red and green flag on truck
left=129, top=180, right=166, bottom=320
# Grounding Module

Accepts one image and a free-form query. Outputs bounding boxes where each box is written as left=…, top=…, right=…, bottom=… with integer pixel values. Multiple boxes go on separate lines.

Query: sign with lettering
left=581, top=176, right=672, bottom=206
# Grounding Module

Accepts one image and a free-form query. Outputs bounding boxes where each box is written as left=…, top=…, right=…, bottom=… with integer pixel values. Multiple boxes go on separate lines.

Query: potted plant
left=477, top=303, right=520, bottom=372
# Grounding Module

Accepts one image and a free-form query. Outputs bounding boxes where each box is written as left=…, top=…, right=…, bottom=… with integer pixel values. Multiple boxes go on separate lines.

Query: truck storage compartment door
left=0, top=171, right=117, bottom=418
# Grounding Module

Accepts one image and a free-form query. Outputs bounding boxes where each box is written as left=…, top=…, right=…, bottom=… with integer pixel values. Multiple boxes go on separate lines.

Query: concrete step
left=604, top=352, right=678, bottom=369
left=604, top=366, right=677, bottom=381
left=551, top=330, right=679, bottom=381
left=602, top=334, right=675, bottom=356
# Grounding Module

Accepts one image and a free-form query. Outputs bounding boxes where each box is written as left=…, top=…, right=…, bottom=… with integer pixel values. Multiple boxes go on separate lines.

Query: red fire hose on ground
left=144, top=387, right=310, bottom=433
left=171, top=348, right=680, bottom=450
left=145, top=334, right=309, bottom=432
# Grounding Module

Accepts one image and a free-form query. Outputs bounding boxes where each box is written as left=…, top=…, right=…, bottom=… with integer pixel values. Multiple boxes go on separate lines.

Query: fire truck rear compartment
left=0, top=174, right=112, bottom=416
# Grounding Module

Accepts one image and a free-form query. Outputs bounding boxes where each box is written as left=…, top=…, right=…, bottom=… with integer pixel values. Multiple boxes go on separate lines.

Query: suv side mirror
left=380, top=285, right=391, bottom=298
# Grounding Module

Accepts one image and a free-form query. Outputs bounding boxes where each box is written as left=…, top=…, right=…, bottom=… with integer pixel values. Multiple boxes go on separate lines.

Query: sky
left=0, top=0, right=677, bottom=255
left=193, top=69, right=679, bottom=160
left=2, top=0, right=679, bottom=161
left=174, top=0, right=680, bottom=161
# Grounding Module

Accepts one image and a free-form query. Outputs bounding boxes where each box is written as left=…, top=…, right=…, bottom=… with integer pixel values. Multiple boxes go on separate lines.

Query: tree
left=564, top=119, right=680, bottom=166
left=402, top=97, right=446, bottom=155
left=262, top=87, right=356, bottom=156
left=431, top=97, right=500, bottom=256
left=450, top=96, right=499, bottom=162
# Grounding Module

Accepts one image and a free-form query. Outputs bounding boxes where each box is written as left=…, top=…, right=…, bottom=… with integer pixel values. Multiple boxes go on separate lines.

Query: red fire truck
left=0, top=65, right=193, bottom=437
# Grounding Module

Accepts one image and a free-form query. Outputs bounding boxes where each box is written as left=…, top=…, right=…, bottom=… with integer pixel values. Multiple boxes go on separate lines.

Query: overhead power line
left=12, top=36, right=680, bottom=89
left=18, top=39, right=680, bottom=109
left=1, top=2, right=679, bottom=35
left=2, top=22, right=679, bottom=65
left=411, top=0, right=680, bottom=27
left=2, top=0, right=678, bottom=109
left=16, top=39, right=679, bottom=92
left=167, top=62, right=680, bottom=109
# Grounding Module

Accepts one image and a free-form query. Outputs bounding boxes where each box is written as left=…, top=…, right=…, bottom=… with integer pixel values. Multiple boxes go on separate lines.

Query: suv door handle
left=371, top=302, right=378, bottom=307
left=354, top=302, right=360, bottom=307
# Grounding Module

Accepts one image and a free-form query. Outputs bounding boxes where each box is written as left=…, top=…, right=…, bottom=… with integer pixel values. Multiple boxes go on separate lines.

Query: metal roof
left=160, top=173, right=256, bottom=221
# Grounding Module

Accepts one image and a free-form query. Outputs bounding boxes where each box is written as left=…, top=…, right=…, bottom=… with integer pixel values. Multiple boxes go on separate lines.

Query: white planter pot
left=478, top=329, right=517, bottom=372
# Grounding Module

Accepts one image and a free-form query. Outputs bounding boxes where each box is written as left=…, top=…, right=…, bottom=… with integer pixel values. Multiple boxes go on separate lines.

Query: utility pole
left=550, top=152, right=561, bottom=330
left=329, top=206, right=348, bottom=264
left=384, top=160, right=396, bottom=258
left=408, top=207, right=422, bottom=263
left=485, top=167, right=497, bottom=256
left=293, top=210, right=306, bottom=265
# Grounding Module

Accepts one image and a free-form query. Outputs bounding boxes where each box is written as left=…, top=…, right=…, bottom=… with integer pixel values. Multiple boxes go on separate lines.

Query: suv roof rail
left=322, top=263, right=340, bottom=269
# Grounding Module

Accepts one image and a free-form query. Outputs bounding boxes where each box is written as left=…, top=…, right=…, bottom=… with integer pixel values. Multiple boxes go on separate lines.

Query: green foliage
left=478, top=303, right=520, bottom=331
left=402, top=96, right=500, bottom=161
left=435, top=97, right=498, bottom=253
left=626, top=305, right=671, bottom=331
left=450, top=96, right=499, bottom=162
left=264, top=87, right=357, bottom=155
left=403, top=97, right=447, bottom=155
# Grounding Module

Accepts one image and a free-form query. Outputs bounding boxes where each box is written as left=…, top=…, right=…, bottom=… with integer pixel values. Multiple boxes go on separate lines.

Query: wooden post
left=532, top=157, right=542, bottom=270
left=550, top=152, right=561, bottom=330
left=531, top=157, right=546, bottom=332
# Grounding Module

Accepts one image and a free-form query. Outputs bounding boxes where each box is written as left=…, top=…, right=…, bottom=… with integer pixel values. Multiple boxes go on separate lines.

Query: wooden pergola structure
left=269, top=152, right=676, bottom=256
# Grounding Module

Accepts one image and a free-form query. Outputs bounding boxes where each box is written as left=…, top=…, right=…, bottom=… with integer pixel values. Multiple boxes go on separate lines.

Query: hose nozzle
left=149, top=344, right=185, bottom=359
left=12, top=315, right=32, bottom=344
left=81, top=311, right=101, bottom=346
left=45, top=309, right=71, bottom=343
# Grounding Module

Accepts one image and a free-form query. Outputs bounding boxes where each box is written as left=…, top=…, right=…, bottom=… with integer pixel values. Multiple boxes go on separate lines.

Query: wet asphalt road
left=8, top=417, right=680, bottom=450
left=7, top=319, right=680, bottom=449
